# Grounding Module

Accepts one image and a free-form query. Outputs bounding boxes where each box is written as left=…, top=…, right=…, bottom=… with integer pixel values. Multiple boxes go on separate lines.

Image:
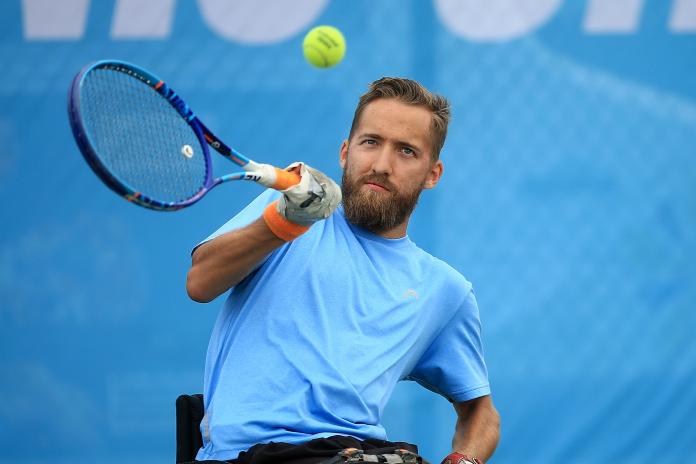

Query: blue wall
left=2, top=1, right=696, bottom=462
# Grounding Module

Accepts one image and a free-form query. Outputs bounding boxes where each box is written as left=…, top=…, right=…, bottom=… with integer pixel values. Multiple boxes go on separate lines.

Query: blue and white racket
left=68, top=60, right=300, bottom=211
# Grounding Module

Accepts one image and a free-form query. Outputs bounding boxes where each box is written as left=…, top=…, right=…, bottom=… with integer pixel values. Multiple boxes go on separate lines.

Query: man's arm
left=186, top=163, right=341, bottom=303
left=186, top=217, right=284, bottom=303
left=448, top=395, right=500, bottom=463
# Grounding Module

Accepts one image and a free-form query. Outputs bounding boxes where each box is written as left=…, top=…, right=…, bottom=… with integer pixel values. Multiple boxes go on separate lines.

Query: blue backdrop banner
left=1, top=1, right=695, bottom=462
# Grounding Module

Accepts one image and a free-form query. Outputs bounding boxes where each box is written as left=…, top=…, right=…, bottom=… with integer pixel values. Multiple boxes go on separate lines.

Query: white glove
left=275, top=162, right=341, bottom=226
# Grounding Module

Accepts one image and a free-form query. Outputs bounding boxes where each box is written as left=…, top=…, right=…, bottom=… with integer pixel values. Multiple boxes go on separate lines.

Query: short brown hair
left=348, top=77, right=451, bottom=161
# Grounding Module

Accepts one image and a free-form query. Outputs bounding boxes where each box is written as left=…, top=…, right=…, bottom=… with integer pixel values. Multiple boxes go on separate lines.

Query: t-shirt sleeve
left=406, top=289, right=490, bottom=403
left=191, top=189, right=280, bottom=255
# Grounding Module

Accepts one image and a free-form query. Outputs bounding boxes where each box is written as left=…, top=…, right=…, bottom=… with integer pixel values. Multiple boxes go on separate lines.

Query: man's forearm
left=186, top=217, right=285, bottom=303
left=451, top=396, right=500, bottom=462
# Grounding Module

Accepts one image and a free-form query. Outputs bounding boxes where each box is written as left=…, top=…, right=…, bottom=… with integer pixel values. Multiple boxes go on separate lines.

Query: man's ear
left=339, top=139, right=349, bottom=169
left=423, top=160, right=443, bottom=189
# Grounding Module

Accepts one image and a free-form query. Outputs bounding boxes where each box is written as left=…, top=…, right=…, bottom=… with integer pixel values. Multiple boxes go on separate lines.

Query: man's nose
left=370, top=145, right=392, bottom=175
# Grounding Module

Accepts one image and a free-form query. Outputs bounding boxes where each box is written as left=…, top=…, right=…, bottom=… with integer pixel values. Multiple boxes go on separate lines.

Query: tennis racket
left=68, top=60, right=300, bottom=211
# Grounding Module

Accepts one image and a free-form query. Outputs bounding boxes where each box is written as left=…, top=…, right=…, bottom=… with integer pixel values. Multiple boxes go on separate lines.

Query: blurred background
left=1, top=0, right=695, bottom=462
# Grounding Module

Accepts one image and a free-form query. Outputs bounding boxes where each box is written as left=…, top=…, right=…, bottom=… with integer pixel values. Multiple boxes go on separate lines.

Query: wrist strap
left=263, top=200, right=310, bottom=241
left=441, top=453, right=483, bottom=464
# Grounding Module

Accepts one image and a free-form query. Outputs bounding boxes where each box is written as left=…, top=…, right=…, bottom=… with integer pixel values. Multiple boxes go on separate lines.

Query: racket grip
left=271, top=167, right=302, bottom=191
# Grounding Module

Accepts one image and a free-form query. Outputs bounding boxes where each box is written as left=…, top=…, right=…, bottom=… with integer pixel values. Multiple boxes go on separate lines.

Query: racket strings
left=80, top=69, right=208, bottom=203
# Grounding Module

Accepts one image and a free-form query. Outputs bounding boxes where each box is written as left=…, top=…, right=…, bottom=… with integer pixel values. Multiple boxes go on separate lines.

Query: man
left=186, top=78, right=500, bottom=464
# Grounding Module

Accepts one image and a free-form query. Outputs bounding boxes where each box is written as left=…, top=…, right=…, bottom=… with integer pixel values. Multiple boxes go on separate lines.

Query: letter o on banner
left=434, top=0, right=562, bottom=42
left=197, top=0, right=329, bottom=44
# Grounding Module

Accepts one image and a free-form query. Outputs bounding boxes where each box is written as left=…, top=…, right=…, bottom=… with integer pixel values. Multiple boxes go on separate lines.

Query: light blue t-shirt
left=195, top=190, right=490, bottom=461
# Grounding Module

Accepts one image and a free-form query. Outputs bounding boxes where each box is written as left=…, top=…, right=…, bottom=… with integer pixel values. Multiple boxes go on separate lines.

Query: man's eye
left=400, top=147, right=415, bottom=156
left=362, top=139, right=377, bottom=145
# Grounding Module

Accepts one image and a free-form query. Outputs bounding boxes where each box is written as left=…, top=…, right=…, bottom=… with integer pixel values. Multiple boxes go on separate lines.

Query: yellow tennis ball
left=303, top=25, right=346, bottom=68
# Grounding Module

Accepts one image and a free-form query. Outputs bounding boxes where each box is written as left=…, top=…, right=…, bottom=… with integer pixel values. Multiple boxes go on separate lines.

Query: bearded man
left=186, top=78, right=500, bottom=464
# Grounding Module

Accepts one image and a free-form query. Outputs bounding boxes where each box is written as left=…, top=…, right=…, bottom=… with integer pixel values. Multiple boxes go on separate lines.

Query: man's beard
left=341, top=169, right=425, bottom=234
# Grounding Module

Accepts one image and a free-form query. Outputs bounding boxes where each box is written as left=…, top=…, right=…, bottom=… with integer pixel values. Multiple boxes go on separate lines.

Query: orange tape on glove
left=263, top=200, right=310, bottom=242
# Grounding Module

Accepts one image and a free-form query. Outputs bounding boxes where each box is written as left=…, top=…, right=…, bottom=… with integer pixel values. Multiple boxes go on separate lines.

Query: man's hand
left=277, top=162, right=341, bottom=226
left=263, top=162, right=341, bottom=241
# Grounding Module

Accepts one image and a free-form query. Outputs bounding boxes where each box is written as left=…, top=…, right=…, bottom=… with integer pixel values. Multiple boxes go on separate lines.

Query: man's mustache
left=357, top=174, right=396, bottom=193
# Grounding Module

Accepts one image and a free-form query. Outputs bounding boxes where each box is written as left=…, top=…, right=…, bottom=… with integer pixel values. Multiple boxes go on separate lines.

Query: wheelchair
left=176, top=394, right=205, bottom=463
left=175, top=394, right=426, bottom=464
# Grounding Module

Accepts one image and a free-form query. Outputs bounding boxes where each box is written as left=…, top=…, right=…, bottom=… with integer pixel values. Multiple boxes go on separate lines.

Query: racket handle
left=271, top=167, right=302, bottom=191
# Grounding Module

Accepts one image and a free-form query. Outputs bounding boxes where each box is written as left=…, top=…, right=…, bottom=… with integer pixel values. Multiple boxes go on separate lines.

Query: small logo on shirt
left=403, top=288, right=419, bottom=299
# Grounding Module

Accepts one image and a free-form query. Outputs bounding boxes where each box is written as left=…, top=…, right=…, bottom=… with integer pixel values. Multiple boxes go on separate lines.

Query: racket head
left=68, top=60, right=213, bottom=211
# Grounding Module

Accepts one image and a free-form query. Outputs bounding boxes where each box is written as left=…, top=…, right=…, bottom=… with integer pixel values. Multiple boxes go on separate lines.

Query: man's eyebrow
left=397, top=140, right=421, bottom=149
left=357, top=133, right=425, bottom=153
left=357, top=133, right=384, bottom=140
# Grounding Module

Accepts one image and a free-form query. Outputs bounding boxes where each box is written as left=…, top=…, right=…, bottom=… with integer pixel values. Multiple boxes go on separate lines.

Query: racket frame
left=68, top=60, right=276, bottom=211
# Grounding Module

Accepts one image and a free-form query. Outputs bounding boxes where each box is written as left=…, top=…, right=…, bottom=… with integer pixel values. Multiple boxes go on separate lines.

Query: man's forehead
left=354, top=99, right=432, bottom=147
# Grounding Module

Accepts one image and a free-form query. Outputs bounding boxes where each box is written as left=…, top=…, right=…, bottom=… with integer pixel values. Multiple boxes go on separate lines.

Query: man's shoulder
left=411, top=245, right=473, bottom=295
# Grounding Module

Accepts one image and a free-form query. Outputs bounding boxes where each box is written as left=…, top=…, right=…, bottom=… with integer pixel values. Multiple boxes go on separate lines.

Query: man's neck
left=375, top=222, right=408, bottom=239
left=359, top=215, right=411, bottom=239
